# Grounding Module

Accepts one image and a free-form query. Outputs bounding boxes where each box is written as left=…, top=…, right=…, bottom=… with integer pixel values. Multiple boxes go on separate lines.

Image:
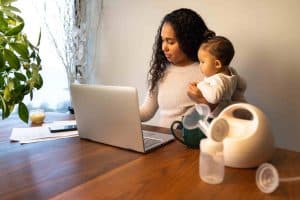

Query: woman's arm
left=232, top=76, right=247, bottom=102
left=139, top=87, right=159, bottom=122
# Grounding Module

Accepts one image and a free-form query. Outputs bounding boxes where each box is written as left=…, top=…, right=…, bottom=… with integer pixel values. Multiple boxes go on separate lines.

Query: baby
left=188, top=36, right=244, bottom=117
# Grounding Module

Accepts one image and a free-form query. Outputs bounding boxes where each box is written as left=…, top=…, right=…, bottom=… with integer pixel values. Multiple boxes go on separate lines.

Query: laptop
left=70, top=84, right=174, bottom=153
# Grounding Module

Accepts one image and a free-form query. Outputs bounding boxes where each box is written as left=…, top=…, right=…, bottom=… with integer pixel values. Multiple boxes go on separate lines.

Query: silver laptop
left=70, top=84, right=174, bottom=153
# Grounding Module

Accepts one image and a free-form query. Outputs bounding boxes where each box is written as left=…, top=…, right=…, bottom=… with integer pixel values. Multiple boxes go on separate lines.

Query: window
left=1, top=0, right=98, bottom=119
left=15, top=0, right=78, bottom=112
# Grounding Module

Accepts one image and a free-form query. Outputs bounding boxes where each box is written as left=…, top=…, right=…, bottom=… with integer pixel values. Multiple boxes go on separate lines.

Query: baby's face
left=198, top=48, right=219, bottom=77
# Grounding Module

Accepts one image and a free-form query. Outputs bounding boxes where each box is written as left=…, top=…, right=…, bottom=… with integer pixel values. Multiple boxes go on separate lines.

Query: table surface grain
left=0, top=113, right=299, bottom=200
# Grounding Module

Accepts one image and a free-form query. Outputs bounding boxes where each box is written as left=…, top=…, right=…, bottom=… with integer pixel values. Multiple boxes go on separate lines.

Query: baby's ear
left=215, top=60, right=222, bottom=69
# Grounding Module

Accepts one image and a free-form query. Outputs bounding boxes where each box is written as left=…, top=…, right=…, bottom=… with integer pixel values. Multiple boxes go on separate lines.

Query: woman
left=140, top=8, right=245, bottom=128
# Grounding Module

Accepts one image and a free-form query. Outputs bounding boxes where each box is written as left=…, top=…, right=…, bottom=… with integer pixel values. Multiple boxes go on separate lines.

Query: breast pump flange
left=183, top=103, right=275, bottom=168
left=256, top=162, right=300, bottom=194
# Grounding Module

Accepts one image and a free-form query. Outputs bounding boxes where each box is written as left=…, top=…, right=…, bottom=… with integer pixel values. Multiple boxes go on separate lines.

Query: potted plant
left=0, top=0, right=42, bottom=123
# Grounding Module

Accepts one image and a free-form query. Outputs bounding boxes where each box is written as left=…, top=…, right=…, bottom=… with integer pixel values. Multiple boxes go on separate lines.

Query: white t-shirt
left=197, top=67, right=238, bottom=117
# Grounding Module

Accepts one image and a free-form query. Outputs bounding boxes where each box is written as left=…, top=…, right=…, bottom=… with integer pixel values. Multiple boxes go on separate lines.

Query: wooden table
left=0, top=113, right=299, bottom=200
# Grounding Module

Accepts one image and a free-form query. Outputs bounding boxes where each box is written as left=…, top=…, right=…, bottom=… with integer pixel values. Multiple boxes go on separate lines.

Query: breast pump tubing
left=280, top=176, right=300, bottom=182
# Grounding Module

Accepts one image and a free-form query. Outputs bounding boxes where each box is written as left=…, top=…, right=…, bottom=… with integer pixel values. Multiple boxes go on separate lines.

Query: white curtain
left=84, top=0, right=103, bottom=84
left=11, top=0, right=102, bottom=113
left=37, top=0, right=78, bottom=85
left=15, top=0, right=88, bottom=112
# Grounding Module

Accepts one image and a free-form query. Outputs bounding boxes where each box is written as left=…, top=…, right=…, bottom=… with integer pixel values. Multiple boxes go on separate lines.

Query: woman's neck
left=172, top=59, right=195, bottom=67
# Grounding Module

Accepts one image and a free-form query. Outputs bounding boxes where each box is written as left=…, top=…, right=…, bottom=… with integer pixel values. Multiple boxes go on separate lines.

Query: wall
left=88, top=0, right=300, bottom=152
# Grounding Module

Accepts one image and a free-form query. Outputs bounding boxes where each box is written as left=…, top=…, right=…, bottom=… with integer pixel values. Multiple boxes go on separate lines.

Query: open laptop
left=70, top=84, right=174, bottom=153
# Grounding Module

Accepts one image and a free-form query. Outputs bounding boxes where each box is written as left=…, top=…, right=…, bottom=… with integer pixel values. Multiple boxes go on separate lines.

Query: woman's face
left=161, top=22, right=193, bottom=66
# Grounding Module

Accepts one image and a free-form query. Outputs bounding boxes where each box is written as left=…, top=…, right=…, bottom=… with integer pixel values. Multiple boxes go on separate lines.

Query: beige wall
left=90, top=0, right=300, bottom=152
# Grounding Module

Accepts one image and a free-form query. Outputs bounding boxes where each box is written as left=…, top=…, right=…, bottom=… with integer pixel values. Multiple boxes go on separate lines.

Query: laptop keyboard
left=143, top=137, right=162, bottom=148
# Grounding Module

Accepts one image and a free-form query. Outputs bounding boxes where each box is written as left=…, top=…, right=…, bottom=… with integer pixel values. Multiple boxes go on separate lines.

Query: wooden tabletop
left=0, top=113, right=299, bottom=200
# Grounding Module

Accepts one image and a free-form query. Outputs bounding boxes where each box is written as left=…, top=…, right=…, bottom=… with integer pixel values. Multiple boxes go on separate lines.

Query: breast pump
left=183, top=103, right=276, bottom=185
left=184, top=103, right=275, bottom=168
left=184, top=103, right=300, bottom=192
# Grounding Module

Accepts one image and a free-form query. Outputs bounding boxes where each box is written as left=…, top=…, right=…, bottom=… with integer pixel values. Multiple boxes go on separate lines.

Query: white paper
left=20, top=134, right=78, bottom=144
left=10, top=120, right=79, bottom=144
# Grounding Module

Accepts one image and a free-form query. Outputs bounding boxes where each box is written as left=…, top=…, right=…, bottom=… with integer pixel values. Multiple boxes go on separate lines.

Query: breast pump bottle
left=199, top=118, right=229, bottom=184
left=183, top=104, right=229, bottom=184
left=200, top=139, right=224, bottom=184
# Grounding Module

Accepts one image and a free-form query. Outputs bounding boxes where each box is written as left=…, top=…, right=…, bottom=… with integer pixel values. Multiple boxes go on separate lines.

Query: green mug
left=170, top=120, right=206, bottom=149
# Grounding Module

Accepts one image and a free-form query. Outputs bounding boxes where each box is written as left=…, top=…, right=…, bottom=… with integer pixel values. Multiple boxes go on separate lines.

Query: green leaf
left=9, top=42, right=29, bottom=60
left=3, top=86, right=10, bottom=101
left=5, top=13, right=17, bottom=23
left=36, top=55, right=41, bottom=65
left=14, top=15, right=24, bottom=24
left=37, top=29, right=41, bottom=46
left=34, top=73, right=43, bottom=89
left=12, top=78, right=21, bottom=92
left=0, top=95, right=7, bottom=115
left=0, top=51, right=4, bottom=68
left=14, top=72, right=26, bottom=81
left=0, top=35, right=8, bottom=47
left=2, top=102, right=13, bottom=119
left=31, top=64, right=39, bottom=76
left=0, top=75, right=4, bottom=87
left=18, top=102, right=28, bottom=123
left=21, top=84, right=30, bottom=94
left=7, top=80, right=14, bottom=90
left=6, top=6, right=21, bottom=13
left=26, top=69, right=31, bottom=78
left=4, top=22, right=24, bottom=36
left=0, top=12, right=8, bottom=32
left=3, top=49, right=20, bottom=70
left=29, top=51, right=36, bottom=58
left=2, top=104, right=10, bottom=119
left=1, top=0, right=18, bottom=6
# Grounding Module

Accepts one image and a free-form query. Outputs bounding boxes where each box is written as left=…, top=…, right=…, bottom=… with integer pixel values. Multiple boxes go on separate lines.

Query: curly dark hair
left=148, top=8, right=215, bottom=92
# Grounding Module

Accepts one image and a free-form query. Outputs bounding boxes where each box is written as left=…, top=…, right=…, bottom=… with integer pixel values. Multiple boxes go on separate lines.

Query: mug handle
left=170, top=120, right=185, bottom=145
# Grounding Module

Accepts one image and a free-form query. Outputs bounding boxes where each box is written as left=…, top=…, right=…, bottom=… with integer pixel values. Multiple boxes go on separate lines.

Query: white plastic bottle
left=199, top=138, right=224, bottom=184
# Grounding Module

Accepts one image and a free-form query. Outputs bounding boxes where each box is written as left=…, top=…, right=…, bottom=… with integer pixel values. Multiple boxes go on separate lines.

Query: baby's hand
left=188, top=82, right=200, bottom=94
left=189, top=82, right=198, bottom=88
left=187, top=82, right=218, bottom=109
left=187, top=82, right=202, bottom=102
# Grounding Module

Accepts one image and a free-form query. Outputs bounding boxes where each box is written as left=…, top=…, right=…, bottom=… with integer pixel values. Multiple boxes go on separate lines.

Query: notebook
left=70, top=84, right=174, bottom=153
